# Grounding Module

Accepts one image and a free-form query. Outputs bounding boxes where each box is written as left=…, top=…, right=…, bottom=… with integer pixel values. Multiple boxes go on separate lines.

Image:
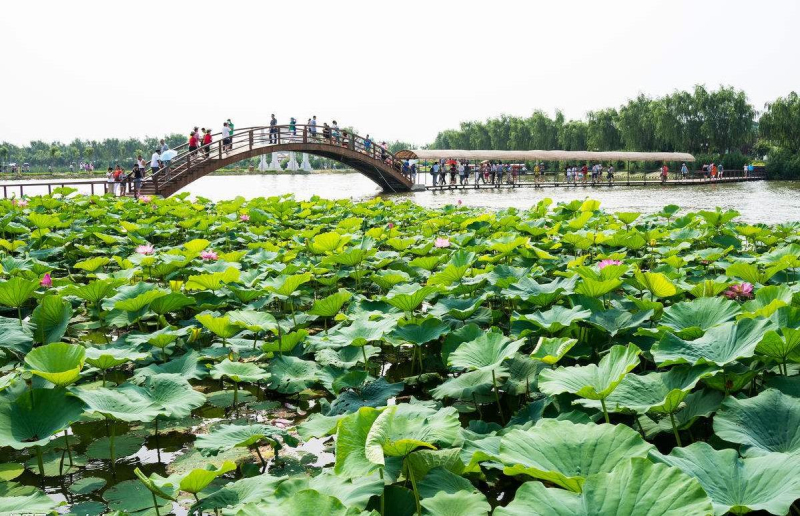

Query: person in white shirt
left=150, top=150, right=161, bottom=176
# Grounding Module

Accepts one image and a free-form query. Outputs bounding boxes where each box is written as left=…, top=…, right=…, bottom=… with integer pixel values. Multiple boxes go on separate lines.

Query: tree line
left=430, top=86, right=800, bottom=178
left=2, top=86, right=799, bottom=178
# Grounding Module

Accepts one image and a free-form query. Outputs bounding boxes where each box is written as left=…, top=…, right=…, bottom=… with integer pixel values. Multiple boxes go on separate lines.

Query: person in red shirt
left=188, top=132, right=198, bottom=157
left=202, top=129, right=212, bottom=158
left=661, top=164, right=669, bottom=184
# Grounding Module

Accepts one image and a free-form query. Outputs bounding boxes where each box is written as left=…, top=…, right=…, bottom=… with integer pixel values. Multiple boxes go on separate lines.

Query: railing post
left=303, top=127, right=307, bottom=144
left=277, top=127, right=281, bottom=145
left=249, top=130, right=253, bottom=151
left=219, top=140, right=222, bottom=160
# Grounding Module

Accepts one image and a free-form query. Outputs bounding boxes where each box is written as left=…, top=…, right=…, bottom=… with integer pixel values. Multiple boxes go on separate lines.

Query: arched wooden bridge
left=135, top=125, right=413, bottom=197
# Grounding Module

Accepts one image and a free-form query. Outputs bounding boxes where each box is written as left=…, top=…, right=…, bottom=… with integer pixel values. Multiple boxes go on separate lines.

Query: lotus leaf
left=498, top=420, right=653, bottom=492
left=713, top=389, right=800, bottom=456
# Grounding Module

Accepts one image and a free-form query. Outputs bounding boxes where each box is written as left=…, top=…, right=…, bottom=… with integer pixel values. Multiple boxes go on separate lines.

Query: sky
left=1, top=0, right=798, bottom=147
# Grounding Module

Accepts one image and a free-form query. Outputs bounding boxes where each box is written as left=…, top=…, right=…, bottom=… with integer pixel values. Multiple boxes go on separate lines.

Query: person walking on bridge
left=310, top=116, right=317, bottom=140
left=269, top=114, right=278, bottom=144
left=202, top=129, right=212, bottom=158
left=681, top=162, right=688, bottom=179
left=660, top=164, right=669, bottom=184
left=290, top=117, right=297, bottom=137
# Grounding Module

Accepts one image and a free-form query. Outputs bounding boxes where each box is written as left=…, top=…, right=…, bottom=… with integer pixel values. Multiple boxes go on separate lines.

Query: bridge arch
left=138, top=125, right=414, bottom=197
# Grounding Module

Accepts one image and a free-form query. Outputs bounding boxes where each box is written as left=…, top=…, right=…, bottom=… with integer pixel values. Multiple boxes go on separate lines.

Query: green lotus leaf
left=575, top=277, right=622, bottom=298
left=0, top=388, right=85, bottom=449
left=660, top=297, right=742, bottom=338
left=429, top=296, right=486, bottom=320
left=0, top=481, right=61, bottom=515
left=635, top=269, right=679, bottom=298
left=195, top=423, right=297, bottom=456
left=237, top=488, right=361, bottom=516
left=110, top=477, right=174, bottom=513
left=335, top=317, right=395, bottom=347
left=389, top=318, right=450, bottom=346
left=741, top=285, right=793, bottom=318
left=185, top=267, right=241, bottom=291
left=74, top=256, right=111, bottom=272
left=261, top=329, right=308, bottom=354
left=68, top=476, right=107, bottom=495
left=75, top=386, right=160, bottom=422
left=308, top=231, right=351, bottom=254
left=498, top=420, right=652, bottom=492
left=179, top=460, right=236, bottom=495
left=268, top=355, right=319, bottom=393
left=327, top=377, right=404, bottom=416
left=689, top=280, right=729, bottom=298
left=0, top=463, right=24, bottom=481
left=383, top=283, right=437, bottom=312
left=756, top=328, right=800, bottom=366
left=138, top=373, right=206, bottom=419
left=448, top=331, right=524, bottom=371
left=334, top=406, right=385, bottom=478
left=653, top=442, right=800, bottom=516
left=308, top=289, right=352, bottom=317
left=726, top=262, right=778, bottom=285
left=0, top=276, right=39, bottom=309
left=264, top=272, right=313, bottom=297
left=494, top=458, right=713, bottom=516
left=539, top=344, right=641, bottom=401
left=421, top=490, right=490, bottom=516
left=431, top=367, right=508, bottom=400
left=184, top=238, right=211, bottom=253
left=512, top=305, right=591, bottom=334
left=24, top=342, right=85, bottom=387
left=502, top=276, right=576, bottom=306
left=586, top=309, right=653, bottom=337
left=651, top=318, right=773, bottom=366
left=110, top=285, right=169, bottom=312
left=195, top=313, right=241, bottom=339
left=638, top=389, right=724, bottom=439
left=211, top=359, right=270, bottom=383
left=530, top=337, right=577, bottom=365
left=193, top=474, right=286, bottom=513
left=713, top=389, right=800, bottom=456
left=84, top=345, right=149, bottom=370
left=0, top=316, right=34, bottom=354
left=365, top=405, right=461, bottom=466
left=316, top=345, right=379, bottom=370
left=148, top=292, right=196, bottom=315
left=86, top=434, right=143, bottom=460
left=577, top=364, right=719, bottom=414
left=30, top=296, right=72, bottom=345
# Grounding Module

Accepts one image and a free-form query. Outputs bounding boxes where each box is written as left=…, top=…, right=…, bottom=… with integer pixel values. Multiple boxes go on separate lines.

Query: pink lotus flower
left=239, top=214, right=250, bottom=221
left=12, top=199, right=28, bottom=208
left=200, top=249, right=219, bottom=261
left=434, top=237, right=451, bottom=248
left=40, top=273, right=52, bottom=288
left=140, top=195, right=152, bottom=204
left=457, top=199, right=463, bottom=206
left=723, top=282, right=754, bottom=300
left=136, top=244, right=155, bottom=255
left=387, top=222, right=394, bottom=229
left=598, top=259, right=623, bottom=270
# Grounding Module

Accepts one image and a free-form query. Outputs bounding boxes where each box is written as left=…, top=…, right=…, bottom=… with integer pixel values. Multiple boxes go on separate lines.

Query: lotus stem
left=379, top=468, right=386, bottom=516
left=152, top=492, right=161, bottom=516
left=600, top=398, right=610, bottom=424
left=407, top=463, right=421, bottom=516
left=154, top=417, right=162, bottom=463
left=233, top=382, right=239, bottom=410
left=635, top=416, right=646, bottom=438
left=669, top=412, right=682, bottom=447
left=35, top=445, right=45, bottom=477
left=472, top=392, right=482, bottom=418
left=109, top=419, right=116, bottom=475
left=362, top=346, right=369, bottom=373
left=64, top=429, right=73, bottom=467
left=491, top=370, right=505, bottom=424
left=253, top=445, right=267, bottom=470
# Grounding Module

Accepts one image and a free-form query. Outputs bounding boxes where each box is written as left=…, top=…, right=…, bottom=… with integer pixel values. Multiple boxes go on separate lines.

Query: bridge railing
left=139, top=125, right=406, bottom=192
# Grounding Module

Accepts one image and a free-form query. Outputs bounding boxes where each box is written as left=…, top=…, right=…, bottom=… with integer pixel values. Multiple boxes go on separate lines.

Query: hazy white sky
left=1, top=0, right=798, bottom=146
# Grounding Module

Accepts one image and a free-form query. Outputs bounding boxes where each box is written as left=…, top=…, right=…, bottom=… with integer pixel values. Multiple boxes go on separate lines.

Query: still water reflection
left=176, top=173, right=799, bottom=224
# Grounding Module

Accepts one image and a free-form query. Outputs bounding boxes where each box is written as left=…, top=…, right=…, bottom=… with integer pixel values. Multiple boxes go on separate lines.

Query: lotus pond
left=0, top=190, right=799, bottom=516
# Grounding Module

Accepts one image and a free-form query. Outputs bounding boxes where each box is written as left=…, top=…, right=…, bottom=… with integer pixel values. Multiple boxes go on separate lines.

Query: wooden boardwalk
left=419, top=173, right=764, bottom=191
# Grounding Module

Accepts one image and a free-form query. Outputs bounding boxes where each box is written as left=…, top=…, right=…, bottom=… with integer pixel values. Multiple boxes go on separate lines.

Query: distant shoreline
left=0, top=168, right=357, bottom=180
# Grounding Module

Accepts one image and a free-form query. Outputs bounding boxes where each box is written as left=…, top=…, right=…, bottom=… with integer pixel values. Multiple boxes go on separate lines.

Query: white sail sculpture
left=268, top=152, right=282, bottom=171
left=257, top=154, right=268, bottom=172
left=301, top=153, right=312, bottom=172
left=286, top=152, right=299, bottom=171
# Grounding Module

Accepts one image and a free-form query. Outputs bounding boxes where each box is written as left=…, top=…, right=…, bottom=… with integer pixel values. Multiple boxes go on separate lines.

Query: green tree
left=759, top=91, right=800, bottom=153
